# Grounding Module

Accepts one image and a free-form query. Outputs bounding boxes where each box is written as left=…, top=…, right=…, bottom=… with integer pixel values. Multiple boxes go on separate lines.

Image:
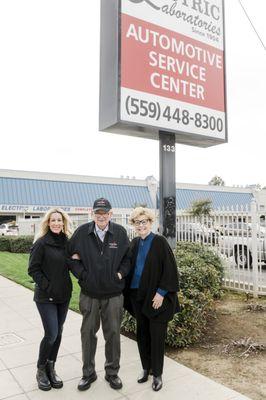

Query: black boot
left=46, top=360, right=63, bottom=388
left=152, top=375, right=163, bottom=391
left=36, top=365, right=51, bottom=391
left=137, top=369, right=149, bottom=383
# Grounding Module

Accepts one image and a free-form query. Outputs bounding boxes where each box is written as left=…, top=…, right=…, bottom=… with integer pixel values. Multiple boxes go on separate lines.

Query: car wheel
left=234, top=246, right=252, bottom=268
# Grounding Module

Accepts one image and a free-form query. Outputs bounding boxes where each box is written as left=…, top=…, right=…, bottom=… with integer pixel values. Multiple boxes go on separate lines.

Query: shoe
left=36, top=365, right=51, bottom=391
left=46, top=360, right=63, bottom=389
left=77, top=372, right=97, bottom=391
left=105, top=374, right=123, bottom=390
left=152, top=375, right=162, bottom=391
left=137, top=369, right=149, bottom=383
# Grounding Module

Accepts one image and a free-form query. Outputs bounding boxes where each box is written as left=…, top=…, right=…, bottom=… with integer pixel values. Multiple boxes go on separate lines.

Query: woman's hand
left=71, top=253, right=80, bottom=260
left=152, top=293, right=164, bottom=309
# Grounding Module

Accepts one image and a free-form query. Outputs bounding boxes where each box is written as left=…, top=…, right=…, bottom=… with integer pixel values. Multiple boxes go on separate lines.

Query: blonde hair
left=34, top=208, right=72, bottom=242
left=129, top=207, right=155, bottom=225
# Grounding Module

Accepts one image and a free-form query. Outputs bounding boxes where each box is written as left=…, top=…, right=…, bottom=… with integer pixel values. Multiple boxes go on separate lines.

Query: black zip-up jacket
left=28, top=230, right=72, bottom=303
left=68, top=221, right=131, bottom=299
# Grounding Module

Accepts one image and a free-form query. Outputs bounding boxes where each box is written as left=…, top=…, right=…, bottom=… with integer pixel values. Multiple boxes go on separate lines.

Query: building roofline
left=175, top=182, right=254, bottom=194
left=0, top=169, right=255, bottom=195
left=0, top=169, right=147, bottom=187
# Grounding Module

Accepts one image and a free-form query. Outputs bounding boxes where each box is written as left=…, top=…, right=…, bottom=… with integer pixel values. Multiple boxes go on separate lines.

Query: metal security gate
left=176, top=200, right=266, bottom=297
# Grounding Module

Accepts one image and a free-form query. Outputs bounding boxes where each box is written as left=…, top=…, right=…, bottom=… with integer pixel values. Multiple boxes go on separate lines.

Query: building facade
left=0, top=169, right=257, bottom=235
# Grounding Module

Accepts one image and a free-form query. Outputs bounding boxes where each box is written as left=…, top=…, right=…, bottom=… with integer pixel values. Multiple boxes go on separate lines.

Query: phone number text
left=125, top=96, right=223, bottom=133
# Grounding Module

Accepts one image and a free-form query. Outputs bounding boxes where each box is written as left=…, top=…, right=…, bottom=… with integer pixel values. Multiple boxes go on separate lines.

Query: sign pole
left=100, top=1, right=227, bottom=247
left=159, top=131, right=176, bottom=249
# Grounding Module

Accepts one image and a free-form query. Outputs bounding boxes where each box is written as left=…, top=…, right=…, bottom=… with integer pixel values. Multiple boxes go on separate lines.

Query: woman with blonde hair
left=124, top=207, right=180, bottom=392
left=28, top=208, right=73, bottom=391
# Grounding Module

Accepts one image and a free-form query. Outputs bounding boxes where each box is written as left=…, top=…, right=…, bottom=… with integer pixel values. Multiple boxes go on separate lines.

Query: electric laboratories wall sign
left=99, top=0, right=227, bottom=147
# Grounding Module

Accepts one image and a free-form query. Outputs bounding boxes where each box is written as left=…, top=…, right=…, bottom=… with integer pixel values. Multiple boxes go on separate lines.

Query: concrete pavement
left=0, top=275, right=252, bottom=400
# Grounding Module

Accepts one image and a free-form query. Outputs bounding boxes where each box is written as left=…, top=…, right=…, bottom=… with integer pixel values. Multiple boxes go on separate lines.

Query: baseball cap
left=93, top=198, right=112, bottom=212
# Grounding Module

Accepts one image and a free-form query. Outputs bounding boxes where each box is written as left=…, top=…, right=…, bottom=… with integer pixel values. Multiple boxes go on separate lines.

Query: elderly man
left=68, top=198, right=130, bottom=391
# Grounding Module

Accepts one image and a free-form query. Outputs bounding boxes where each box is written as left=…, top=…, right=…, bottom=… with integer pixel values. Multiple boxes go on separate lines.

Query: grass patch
left=0, top=251, right=80, bottom=312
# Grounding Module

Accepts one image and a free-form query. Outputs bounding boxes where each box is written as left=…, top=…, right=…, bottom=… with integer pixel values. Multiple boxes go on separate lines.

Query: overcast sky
left=0, top=0, right=265, bottom=187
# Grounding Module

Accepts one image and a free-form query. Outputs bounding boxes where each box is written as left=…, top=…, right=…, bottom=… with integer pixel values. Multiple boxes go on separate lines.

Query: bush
left=0, top=236, right=11, bottom=252
left=175, top=242, right=223, bottom=299
left=166, top=290, right=214, bottom=347
left=122, top=241, right=223, bottom=348
left=0, top=236, right=34, bottom=253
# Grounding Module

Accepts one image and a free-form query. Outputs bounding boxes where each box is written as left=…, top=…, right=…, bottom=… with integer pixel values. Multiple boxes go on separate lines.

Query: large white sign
left=99, top=0, right=227, bottom=147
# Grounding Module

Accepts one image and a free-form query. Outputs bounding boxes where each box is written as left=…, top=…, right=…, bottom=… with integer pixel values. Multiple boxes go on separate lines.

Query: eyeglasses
left=134, top=219, right=149, bottom=226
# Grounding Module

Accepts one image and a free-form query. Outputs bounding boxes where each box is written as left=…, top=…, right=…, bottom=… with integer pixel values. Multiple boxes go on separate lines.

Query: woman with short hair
left=125, top=207, right=180, bottom=391
left=28, top=208, right=73, bottom=391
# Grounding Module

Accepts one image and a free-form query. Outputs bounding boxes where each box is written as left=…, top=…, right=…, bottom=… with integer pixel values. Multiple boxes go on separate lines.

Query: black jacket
left=68, top=221, right=131, bottom=299
left=28, top=231, right=72, bottom=303
left=125, top=234, right=180, bottom=322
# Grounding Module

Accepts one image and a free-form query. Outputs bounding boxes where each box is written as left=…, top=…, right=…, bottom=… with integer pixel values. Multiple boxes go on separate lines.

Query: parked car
left=216, top=222, right=266, bottom=268
left=177, top=221, right=217, bottom=244
left=178, top=219, right=266, bottom=268
left=0, top=224, right=19, bottom=236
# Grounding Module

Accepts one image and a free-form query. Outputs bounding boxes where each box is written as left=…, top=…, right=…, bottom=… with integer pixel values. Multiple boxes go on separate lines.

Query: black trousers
left=36, top=301, right=69, bottom=367
left=129, top=290, right=167, bottom=377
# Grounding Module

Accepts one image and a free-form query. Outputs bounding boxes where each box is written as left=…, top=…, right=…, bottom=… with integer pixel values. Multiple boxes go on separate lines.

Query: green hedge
left=0, top=236, right=11, bottom=252
left=175, top=241, right=223, bottom=299
left=0, top=236, right=34, bottom=253
left=121, top=242, right=223, bottom=348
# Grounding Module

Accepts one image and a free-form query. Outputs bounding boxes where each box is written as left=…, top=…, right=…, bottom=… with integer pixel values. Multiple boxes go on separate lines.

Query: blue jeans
left=36, top=301, right=69, bottom=367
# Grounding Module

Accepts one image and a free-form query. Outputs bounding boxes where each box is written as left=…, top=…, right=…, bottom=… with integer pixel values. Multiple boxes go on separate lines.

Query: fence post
left=251, top=199, right=259, bottom=298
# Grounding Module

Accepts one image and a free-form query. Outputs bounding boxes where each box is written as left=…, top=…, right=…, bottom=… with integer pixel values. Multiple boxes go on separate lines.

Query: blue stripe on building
left=0, top=177, right=153, bottom=209
left=176, top=188, right=253, bottom=210
left=0, top=176, right=254, bottom=211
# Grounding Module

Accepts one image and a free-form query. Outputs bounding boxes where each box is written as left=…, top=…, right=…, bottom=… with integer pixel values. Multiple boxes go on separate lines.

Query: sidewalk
left=0, top=275, right=252, bottom=400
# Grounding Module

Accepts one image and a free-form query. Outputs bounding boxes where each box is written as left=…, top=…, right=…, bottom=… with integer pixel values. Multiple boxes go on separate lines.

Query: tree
left=189, top=199, right=212, bottom=243
left=189, top=199, right=212, bottom=219
left=188, top=199, right=213, bottom=244
left=208, top=176, right=225, bottom=186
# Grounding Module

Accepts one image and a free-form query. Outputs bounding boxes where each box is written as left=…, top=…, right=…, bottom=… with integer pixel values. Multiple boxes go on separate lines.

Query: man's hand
left=152, top=293, right=164, bottom=309
left=117, top=272, right=122, bottom=280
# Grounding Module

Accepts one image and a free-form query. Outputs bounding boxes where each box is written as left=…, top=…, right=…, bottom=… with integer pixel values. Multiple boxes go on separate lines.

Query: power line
left=238, top=0, right=266, bottom=51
